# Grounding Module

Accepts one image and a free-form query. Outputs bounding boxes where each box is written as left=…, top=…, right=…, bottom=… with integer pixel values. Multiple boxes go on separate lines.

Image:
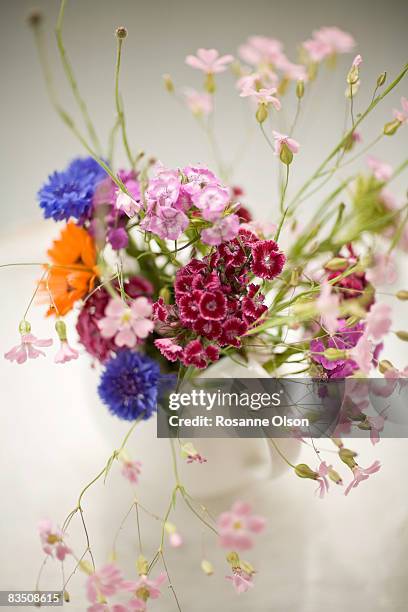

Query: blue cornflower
left=37, top=157, right=107, bottom=222
left=98, top=350, right=173, bottom=421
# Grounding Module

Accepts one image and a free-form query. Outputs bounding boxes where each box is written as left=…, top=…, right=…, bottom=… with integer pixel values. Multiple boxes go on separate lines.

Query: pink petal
left=131, top=297, right=153, bottom=318
left=105, top=299, right=126, bottom=318
left=115, top=329, right=137, bottom=348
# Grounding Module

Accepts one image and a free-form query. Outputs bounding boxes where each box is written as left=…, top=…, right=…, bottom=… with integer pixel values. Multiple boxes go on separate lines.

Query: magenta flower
left=121, top=460, right=142, bottom=484
left=38, top=519, right=71, bottom=561
left=183, top=88, right=213, bottom=116
left=367, top=156, right=393, bottom=182
left=182, top=339, right=219, bottom=369
left=185, top=48, right=234, bottom=74
left=217, top=501, right=266, bottom=551
left=5, top=329, right=53, bottom=364
left=366, top=253, right=397, bottom=286
left=365, top=303, right=392, bottom=341
left=98, top=297, right=154, bottom=348
left=54, top=340, right=79, bottom=364
left=199, top=290, right=228, bottom=320
left=344, top=460, right=381, bottom=496
left=393, top=96, right=408, bottom=124
left=154, top=338, right=184, bottom=362
left=272, top=131, right=300, bottom=156
left=226, top=568, right=254, bottom=594
left=240, top=86, right=281, bottom=110
left=316, top=282, right=340, bottom=335
left=201, top=214, right=240, bottom=246
left=192, top=185, right=230, bottom=221
left=251, top=239, right=286, bottom=280
left=141, top=206, right=189, bottom=240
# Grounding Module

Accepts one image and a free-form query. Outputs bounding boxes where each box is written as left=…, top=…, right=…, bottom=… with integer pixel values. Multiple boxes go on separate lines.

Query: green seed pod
left=396, top=331, right=408, bottom=342
left=204, top=72, right=216, bottom=94
left=396, top=290, right=408, bottom=301
left=19, top=320, right=31, bottom=335
left=325, top=257, right=348, bottom=270
left=379, top=359, right=394, bottom=374
left=339, top=447, right=357, bottom=469
left=280, top=142, right=293, bottom=165
left=296, top=80, right=305, bottom=99
left=384, top=119, right=401, bottom=136
left=163, top=74, right=174, bottom=93
left=294, top=463, right=317, bottom=480
left=377, top=72, right=386, bottom=87
left=256, top=103, right=268, bottom=124
left=324, top=348, right=348, bottom=361
left=115, top=26, right=128, bottom=39
left=55, top=319, right=67, bottom=341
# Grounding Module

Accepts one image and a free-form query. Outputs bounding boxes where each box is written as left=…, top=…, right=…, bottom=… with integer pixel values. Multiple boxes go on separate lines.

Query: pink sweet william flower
left=251, top=240, right=286, bottom=280
left=272, top=131, right=300, bottom=156
left=154, top=338, right=184, bottom=362
left=192, top=185, right=230, bottom=221
left=240, top=87, right=281, bottom=110
left=393, top=96, right=408, bottom=124
left=316, top=282, right=340, bottom=335
left=54, top=340, right=79, bottom=364
left=226, top=568, right=254, bottom=594
left=185, top=48, right=234, bottom=74
left=5, top=332, right=53, bottom=364
left=344, top=460, right=381, bottom=495
left=115, top=191, right=141, bottom=217
left=121, top=460, right=142, bottom=484
left=367, top=156, right=393, bottom=182
left=217, top=501, right=266, bottom=551
left=87, top=565, right=131, bottom=604
left=38, top=519, right=71, bottom=561
left=365, top=303, right=392, bottom=341
left=141, top=206, right=189, bottom=240
left=349, top=334, right=374, bottom=374
left=366, top=253, right=397, bottom=286
left=201, top=214, right=240, bottom=246
left=98, top=297, right=154, bottom=348
left=183, top=88, right=213, bottom=116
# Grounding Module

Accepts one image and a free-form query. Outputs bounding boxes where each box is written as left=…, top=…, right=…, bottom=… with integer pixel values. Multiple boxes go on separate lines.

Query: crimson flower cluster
left=153, top=229, right=285, bottom=369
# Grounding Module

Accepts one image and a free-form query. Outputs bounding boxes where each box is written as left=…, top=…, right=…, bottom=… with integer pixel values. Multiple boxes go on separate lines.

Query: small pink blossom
left=316, top=282, right=340, bottom=335
left=217, top=501, right=266, bottom=551
left=349, top=334, right=374, bottom=374
left=154, top=338, right=184, bottom=362
left=393, top=96, right=408, bottom=124
left=183, top=88, right=213, bottom=116
left=98, top=297, right=154, bottom=348
left=367, top=415, right=386, bottom=445
left=121, top=460, right=142, bottom=484
left=315, top=462, right=330, bottom=498
left=192, top=185, right=230, bottom=221
left=226, top=568, right=254, bottom=594
left=240, top=87, right=281, bottom=110
left=54, top=340, right=79, bottom=364
left=365, top=303, right=392, bottom=341
left=201, top=214, right=240, bottom=246
left=384, top=365, right=408, bottom=379
left=367, top=156, right=393, bottom=182
left=86, top=564, right=130, bottom=604
left=180, top=442, right=207, bottom=464
left=38, top=519, right=71, bottom=561
left=344, top=460, right=381, bottom=495
left=352, top=54, right=363, bottom=67
left=238, top=35, right=284, bottom=66
left=146, top=170, right=180, bottom=207
left=303, top=27, right=355, bottom=62
left=5, top=332, right=53, bottom=364
left=141, top=206, right=189, bottom=240
left=185, top=48, right=234, bottom=74
left=123, top=573, right=166, bottom=601
left=366, top=253, right=397, bottom=286
left=169, top=531, right=183, bottom=548
left=272, top=131, right=300, bottom=156
left=115, top=192, right=141, bottom=217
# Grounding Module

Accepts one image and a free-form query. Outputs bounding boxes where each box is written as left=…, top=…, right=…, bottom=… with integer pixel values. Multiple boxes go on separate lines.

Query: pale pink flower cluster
left=238, top=35, right=307, bottom=82
left=140, top=164, right=239, bottom=245
left=98, top=297, right=154, bottom=348
left=303, top=27, right=355, bottom=63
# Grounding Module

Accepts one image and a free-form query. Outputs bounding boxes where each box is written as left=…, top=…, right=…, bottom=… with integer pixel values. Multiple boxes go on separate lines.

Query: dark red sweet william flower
left=219, top=317, right=248, bottom=347
left=199, top=290, right=227, bottom=320
left=178, top=290, right=202, bottom=323
left=251, top=240, right=286, bottom=280
left=193, top=318, right=222, bottom=340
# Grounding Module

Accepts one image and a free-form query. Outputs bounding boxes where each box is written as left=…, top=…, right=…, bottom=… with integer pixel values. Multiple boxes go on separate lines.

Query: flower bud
left=324, top=348, right=347, bottom=360
left=308, top=62, right=318, bottom=81
left=163, top=73, right=174, bottom=93
left=19, top=320, right=31, bottom=335
left=256, top=103, right=268, bottom=124
left=377, top=72, right=386, bottom=87
left=79, top=560, right=93, bottom=575
left=159, top=287, right=171, bottom=303
left=347, top=66, right=359, bottom=86
left=55, top=319, right=67, bottom=341
left=339, top=447, right=357, bottom=469
left=290, top=268, right=300, bottom=286
left=328, top=467, right=343, bottom=485
left=241, top=560, right=255, bottom=575
left=137, top=555, right=149, bottom=576
left=204, top=73, right=216, bottom=94
left=325, top=257, right=348, bottom=270
left=396, top=290, right=408, bottom=301
left=63, top=591, right=70, bottom=603
left=201, top=559, right=214, bottom=576
left=379, top=359, right=394, bottom=374
left=296, top=80, right=305, bottom=99
left=226, top=551, right=240, bottom=567
left=280, top=143, right=293, bottom=165
left=277, top=77, right=289, bottom=96
left=396, top=331, right=408, bottom=341
left=384, top=119, right=401, bottom=136
left=115, top=26, right=128, bottom=39
left=294, top=463, right=317, bottom=480
left=27, top=9, right=43, bottom=27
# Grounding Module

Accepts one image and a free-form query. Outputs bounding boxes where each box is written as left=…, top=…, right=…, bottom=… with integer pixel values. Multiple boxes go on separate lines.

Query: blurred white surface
left=0, top=226, right=408, bottom=611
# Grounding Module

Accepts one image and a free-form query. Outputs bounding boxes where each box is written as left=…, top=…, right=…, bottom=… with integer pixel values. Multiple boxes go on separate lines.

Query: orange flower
left=43, top=222, right=99, bottom=316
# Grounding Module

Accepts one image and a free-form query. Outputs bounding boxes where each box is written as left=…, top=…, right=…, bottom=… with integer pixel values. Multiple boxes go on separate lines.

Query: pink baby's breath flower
left=316, top=282, right=340, bottom=335
left=366, top=253, right=397, bottom=286
left=98, top=297, right=154, bottom=348
left=238, top=35, right=284, bottom=66
left=154, top=338, right=184, bottom=362
left=54, top=340, right=79, bottom=364
left=349, top=334, right=374, bottom=374
left=5, top=331, right=53, bottom=364
left=38, top=519, right=71, bottom=561
left=344, top=460, right=381, bottom=495
left=180, top=442, right=207, bottom=464
left=251, top=239, right=286, bottom=280
left=121, top=460, right=142, bottom=484
left=367, top=156, right=393, bottom=182
left=272, top=131, right=300, bottom=156
left=240, top=87, right=281, bottom=110
left=226, top=568, right=254, bottom=594
left=315, top=462, right=330, bottom=498
left=192, top=185, right=230, bottom=221
left=393, top=96, right=408, bottom=124
left=123, top=572, right=166, bottom=601
left=303, top=26, right=355, bottom=62
left=185, top=48, right=234, bottom=74
left=86, top=564, right=128, bottom=604
left=183, top=88, right=213, bottom=116
left=115, top=191, right=141, bottom=217
left=201, top=214, right=240, bottom=246
left=365, top=303, right=392, bottom=341
left=217, top=501, right=266, bottom=551
left=367, top=415, right=386, bottom=445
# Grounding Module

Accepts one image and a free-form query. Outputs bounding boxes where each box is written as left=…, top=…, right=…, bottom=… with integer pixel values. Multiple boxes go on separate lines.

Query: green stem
left=115, top=37, right=135, bottom=168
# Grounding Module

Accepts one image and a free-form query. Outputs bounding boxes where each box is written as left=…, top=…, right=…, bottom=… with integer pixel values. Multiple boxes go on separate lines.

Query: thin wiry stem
left=115, top=36, right=135, bottom=168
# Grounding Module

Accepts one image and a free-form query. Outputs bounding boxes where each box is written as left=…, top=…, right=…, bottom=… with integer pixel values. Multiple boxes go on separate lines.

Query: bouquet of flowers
left=3, top=2, right=408, bottom=608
